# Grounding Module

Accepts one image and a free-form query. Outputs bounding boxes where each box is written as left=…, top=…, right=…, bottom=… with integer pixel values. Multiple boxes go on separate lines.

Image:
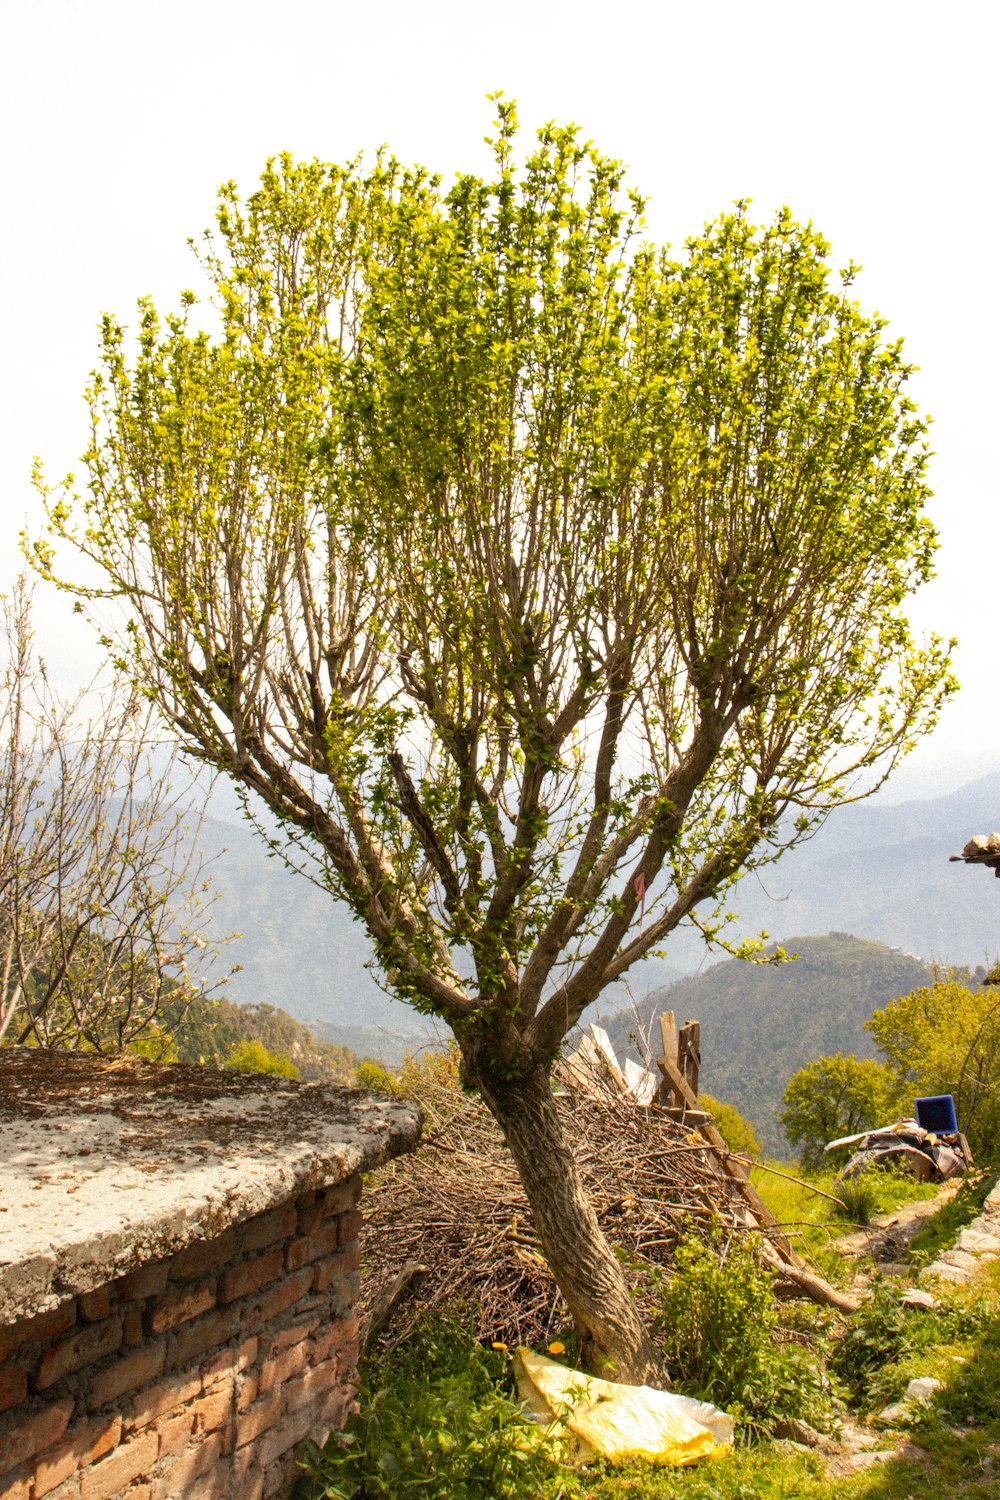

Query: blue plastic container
left=915, top=1094, right=958, bottom=1134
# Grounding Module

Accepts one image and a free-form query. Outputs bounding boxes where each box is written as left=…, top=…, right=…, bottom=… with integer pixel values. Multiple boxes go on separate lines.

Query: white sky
left=2, top=0, right=997, bottom=778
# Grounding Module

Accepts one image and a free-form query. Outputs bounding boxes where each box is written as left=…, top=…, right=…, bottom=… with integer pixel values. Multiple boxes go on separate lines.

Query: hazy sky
left=2, top=0, right=996, bottom=779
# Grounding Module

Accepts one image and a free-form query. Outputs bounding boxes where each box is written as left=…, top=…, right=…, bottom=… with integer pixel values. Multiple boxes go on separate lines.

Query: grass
left=297, top=1166, right=1000, bottom=1500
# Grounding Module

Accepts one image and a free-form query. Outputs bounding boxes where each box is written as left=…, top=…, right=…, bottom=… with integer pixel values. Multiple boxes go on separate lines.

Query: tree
left=780, top=1053, right=900, bottom=1171
left=33, top=102, right=953, bottom=1380
left=866, top=977, right=1000, bottom=1154
left=0, top=580, right=230, bottom=1053
left=700, top=1092, right=761, bottom=1159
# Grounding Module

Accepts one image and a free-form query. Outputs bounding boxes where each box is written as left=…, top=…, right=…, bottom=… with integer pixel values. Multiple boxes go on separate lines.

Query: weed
left=653, top=1227, right=833, bottom=1440
left=294, top=1316, right=576, bottom=1499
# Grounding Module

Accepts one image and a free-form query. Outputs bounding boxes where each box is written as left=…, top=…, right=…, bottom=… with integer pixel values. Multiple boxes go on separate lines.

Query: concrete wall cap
left=0, top=1047, right=421, bottom=1324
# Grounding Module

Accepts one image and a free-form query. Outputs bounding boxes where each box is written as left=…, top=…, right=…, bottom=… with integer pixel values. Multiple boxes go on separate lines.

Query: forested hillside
left=161, top=993, right=358, bottom=1082
left=606, top=934, right=971, bottom=1152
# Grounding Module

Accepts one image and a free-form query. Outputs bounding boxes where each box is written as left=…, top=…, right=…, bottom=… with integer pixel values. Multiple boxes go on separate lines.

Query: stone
left=901, top=1288, right=937, bottom=1309
left=905, top=1376, right=942, bottom=1406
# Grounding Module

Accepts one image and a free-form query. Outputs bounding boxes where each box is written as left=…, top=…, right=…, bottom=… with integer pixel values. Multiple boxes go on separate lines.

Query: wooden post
left=677, top=1020, right=700, bottom=1097
left=657, top=1011, right=678, bottom=1108
left=653, top=1020, right=800, bottom=1266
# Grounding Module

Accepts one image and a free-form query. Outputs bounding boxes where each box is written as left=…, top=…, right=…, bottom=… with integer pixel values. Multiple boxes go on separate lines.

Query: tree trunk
left=471, top=1056, right=665, bottom=1387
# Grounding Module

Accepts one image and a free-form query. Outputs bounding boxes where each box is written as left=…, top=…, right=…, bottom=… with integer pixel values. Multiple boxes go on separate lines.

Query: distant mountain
left=604, top=933, right=963, bottom=1153
left=185, top=766, right=1000, bottom=1052
left=639, top=771, right=1000, bottom=975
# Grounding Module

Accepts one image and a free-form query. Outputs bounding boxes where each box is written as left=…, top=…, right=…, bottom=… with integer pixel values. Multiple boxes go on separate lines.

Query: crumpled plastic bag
left=513, top=1347, right=734, bottom=1467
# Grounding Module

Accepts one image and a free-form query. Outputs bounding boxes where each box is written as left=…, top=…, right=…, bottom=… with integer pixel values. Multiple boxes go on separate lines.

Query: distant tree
left=34, top=103, right=953, bottom=1380
left=866, top=977, right=1000, bottom=1154
left=780, top=1053, right=899, bottom=1170
left=0, top=581, right=229, bottom=1054
left=700, top=1092, right=761, bottom=1159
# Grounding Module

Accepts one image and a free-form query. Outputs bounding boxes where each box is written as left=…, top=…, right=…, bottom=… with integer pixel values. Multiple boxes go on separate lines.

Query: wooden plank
left=678, top=1020, right=701, bottom=1096
left=587, top=1024, right=631, bottom=1096
left=656, top=1012, right=678, bottom=1107
left=654, top=1047, right=800, bottom=1265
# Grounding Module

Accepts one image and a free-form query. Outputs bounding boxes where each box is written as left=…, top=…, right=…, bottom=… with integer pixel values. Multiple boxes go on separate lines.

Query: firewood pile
left=358, top=1018, right=807, bottom=1354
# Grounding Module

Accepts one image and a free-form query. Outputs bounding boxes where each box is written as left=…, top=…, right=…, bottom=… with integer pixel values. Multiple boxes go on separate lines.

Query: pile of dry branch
left=358, top=1046, right=788, bottom=1353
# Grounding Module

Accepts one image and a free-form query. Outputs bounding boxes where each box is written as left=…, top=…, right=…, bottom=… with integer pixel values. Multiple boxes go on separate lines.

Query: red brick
left=284, top=1222, right=338, bottom=1273
left=236, top=1372, right=259, bottom=1412
left=259, top=1342, right=309, bottom=1396
left=33, top=1415, right=121, bottom=1488
left=128, top=1369, right=200, bottom=1430
left=31, top=1432, right=82, bottom=1498
left=121, top=1487, right=150, bottom=1500
left=0, top=1398, right=73, bottom=1475
left=255, top=1402, right=317, bottom=1469
left=201, top=1335, right=256, bottom=1392
left=145, top=1279, right=216, bottom=1336
left=80, top=1431, right=158, bottom=1500
left=197, top=1380, right=234, bottom=1434
left=78, top=1289, right=111, bottom=1324
left=219, top=1251, right=283, bottom=1306
left=0, top=1468, right=29, bottom=1499
left=123, top=1306, right=144, bottom=1346
left=176, top=1458, right=232, bottom=1500
left=233, top=1461, right=264, bottom=1500
left=82, top=1414, right=122, bottom=1465
left=158, top=1403, right=197, bottom=1456
left=115, top=1264, right=168, bottom=1302
left=294, top=1197, right=324, bottom=1237
left=0, top=1303, right=76, bottom=1358
left=336, top=1210, right=364, bottom=1246
left=320, top=1180, right=360, bottom=1218
left=235, top=1389, right=281, bottom=1449
left=311, top=1313, right=357, bottom=1366
left=29, top=1481, right=76, bottom=1500
left=0, top=1366, right=27, bottom=1412
left=263, top=1451, right=297, bottom=1498
left=36, top=1319, right=122, bottom=1391
left=150, top=1429, right=224, bottom=1500
left=88, top=1342, right=166, bottom=1409
left=270, top=1318, right=317, bottom=1355
left=288, top=1355, right=338, bottom=1410
left=311, top=1244, right=360, bottom=1295
left=252, top=1269, right=314, bottom=1327
left=171, top=1307, right=242, bottom=1368
left=168, top=1231, right=236, bottom=1282
left=238, top=1206, right=297, bottom=1254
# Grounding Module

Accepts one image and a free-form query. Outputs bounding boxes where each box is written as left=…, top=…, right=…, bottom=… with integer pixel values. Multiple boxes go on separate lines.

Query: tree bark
left=470, top=1053, right=666, bottom=1387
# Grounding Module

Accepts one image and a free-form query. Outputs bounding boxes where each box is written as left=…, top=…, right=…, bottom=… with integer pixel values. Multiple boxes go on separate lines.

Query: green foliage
left=781, top=1053, right=901, bottom=1172
left=224, top=1037, right=299, bottom=1077
left=823, top=1284, right=993, bottom=1412
left=654, top=1229, right=830, bottom=1439
left=867, top=977, right=1000, bottom=1156
left=295, top=1319, right=576, bottom=1499
left=832, top=1171, right=885, bottom=1226
left=700, top=1093, right=761, bottom=1158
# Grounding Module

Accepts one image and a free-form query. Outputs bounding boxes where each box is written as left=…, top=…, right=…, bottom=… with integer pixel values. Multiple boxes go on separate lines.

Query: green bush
left=832, top=1172, right=884, bottom=1225
left=224, top=1038, right=299, bottom=1077
left=295, top=1318, right=576, bottom=1499
left=653, top=1228, right=830, bottom=1440
left=700, top=1094, right=761, bottom=1159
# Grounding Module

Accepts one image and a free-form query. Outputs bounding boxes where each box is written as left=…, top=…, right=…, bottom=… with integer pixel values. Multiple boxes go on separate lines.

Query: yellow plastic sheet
left=513, top=1348, right=734, bottom=1467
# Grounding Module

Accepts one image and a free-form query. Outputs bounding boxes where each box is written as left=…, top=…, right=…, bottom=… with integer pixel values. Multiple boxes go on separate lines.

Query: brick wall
left=0, top=1179, right=365, bottom=1500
